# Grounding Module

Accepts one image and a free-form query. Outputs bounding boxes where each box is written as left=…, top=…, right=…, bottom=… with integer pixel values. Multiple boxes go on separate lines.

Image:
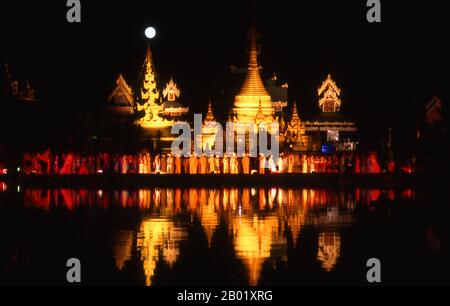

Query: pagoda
left=232, top=16, right=275, bottom=129
left=284, top=101, right=307, bottom=151
left=318, top=74, right=342, bottom=112
left=107, top=46, right=189, bottom=150
left=201, top=99, right=220, bottom=151
left=136, top=47, right=173, bottom=129
left=304, top=74, right=357, bottom=151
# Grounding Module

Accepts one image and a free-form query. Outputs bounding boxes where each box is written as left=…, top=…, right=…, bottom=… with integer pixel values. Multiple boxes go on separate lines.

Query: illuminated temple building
left=230, top=17, right=276, bottom=132
left=304, top=74, right=357, bottom=151
left=226, top=17, right=356, bottom=152
left=106, top=16, right=357, bottom=153
left=108, top=47, right=189, bottom=151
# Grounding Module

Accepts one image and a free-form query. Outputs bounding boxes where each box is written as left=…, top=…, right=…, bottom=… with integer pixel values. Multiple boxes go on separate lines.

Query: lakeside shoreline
left=1, top=173, right=447, bottom=189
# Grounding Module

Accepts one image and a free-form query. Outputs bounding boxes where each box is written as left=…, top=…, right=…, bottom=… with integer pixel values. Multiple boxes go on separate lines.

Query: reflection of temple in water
left=317, top=231, right=341, bottom=272
left=197, top=190, right=220, bottom=246
left=16, top=186, right=417, bottom=284
left=137, top=218, right=187, bottom=286
left=112, top=230, right=134, bottom=271
left=231, top=215, right=285, bottom=286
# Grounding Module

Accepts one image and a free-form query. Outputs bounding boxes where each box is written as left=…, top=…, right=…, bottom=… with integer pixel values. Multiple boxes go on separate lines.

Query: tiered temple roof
left=318, top=74, right=342, bottom=113
left=161, top=78, right=189, bottom=116
left=305, top=74, right=356, bottom=133
left=108, top=47, right=188, bottom=130
left=108, top=74, right=133, bottom=105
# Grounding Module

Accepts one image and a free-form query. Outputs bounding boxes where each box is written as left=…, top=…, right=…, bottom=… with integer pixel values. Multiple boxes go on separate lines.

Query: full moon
left=144, top=27, right=156, bottom=39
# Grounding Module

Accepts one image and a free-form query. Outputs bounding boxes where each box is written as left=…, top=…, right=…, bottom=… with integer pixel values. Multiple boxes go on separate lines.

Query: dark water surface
left=0, top=183, right=449, bottom=286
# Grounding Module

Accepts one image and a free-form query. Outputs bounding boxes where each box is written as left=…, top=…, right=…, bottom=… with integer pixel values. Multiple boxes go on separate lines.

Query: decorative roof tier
left=140, top=47, right=160, bottom=105
left=305, top=75, right=357, bottom=132
left=160, top=78, right=189, bottom=116
left=137, top=46, right=173, bottom=128
left=318, top=74, right=342, bottom=113
left=163, top=78, right=180, bottom=102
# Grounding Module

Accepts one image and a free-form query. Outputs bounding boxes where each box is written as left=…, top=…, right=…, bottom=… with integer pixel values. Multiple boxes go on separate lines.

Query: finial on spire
left=292, top=100, right=298, bottom=113
left=236, top=15, right=269, bottom=97
left=248, top=14, right=260, bottom=70
left=146, top=45, right=152, bottom=61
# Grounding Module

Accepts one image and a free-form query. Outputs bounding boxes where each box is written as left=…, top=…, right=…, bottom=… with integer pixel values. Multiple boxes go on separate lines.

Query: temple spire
left=248, top=14, right=259, bottom=70
left=136, top=46, right=172, bottom=128
left=205, top=98, right=215, bottom=122
left=238, top=15, right=269, bottom=97
left=140, top=46, right=160, bottom=105
left=285, top=100, right=305, bottom=142
left=232, top=15, right=275, bottom=127
left=290, top=101, right=300, bottom=123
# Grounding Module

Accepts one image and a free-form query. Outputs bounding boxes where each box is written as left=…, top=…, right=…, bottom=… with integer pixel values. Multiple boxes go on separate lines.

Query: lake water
left=0, top=183, right=449, bottom=286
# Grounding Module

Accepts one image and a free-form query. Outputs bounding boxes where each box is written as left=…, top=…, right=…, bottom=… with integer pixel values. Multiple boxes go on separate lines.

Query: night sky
left=1, top=0, right=449, bottom=152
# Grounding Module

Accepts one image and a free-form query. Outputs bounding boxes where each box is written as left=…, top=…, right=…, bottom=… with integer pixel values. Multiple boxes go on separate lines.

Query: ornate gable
left=318, top=74, right=342, bottom=113
left=163, top=78, right=181, bottom=102
left=108, top=74, right=134, bottom=107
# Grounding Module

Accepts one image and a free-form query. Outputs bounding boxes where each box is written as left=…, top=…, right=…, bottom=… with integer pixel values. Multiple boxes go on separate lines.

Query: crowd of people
left=22, top=150, right=389, bottom=175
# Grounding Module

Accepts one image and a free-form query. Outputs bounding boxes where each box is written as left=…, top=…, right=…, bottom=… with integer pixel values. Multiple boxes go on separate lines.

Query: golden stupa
left=232, top=16, right=275, bottom=126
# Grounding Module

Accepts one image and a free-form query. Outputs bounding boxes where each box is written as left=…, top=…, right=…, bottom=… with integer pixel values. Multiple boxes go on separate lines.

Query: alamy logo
left=366, top=0, right=381, bottom=23
left=170, top=114, right=280, bottom=168
left=66, top=258, right=81, bottom=283
left=66, top=0, right=81, bottom=23
left=366, top=258, right=381, bottom=283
